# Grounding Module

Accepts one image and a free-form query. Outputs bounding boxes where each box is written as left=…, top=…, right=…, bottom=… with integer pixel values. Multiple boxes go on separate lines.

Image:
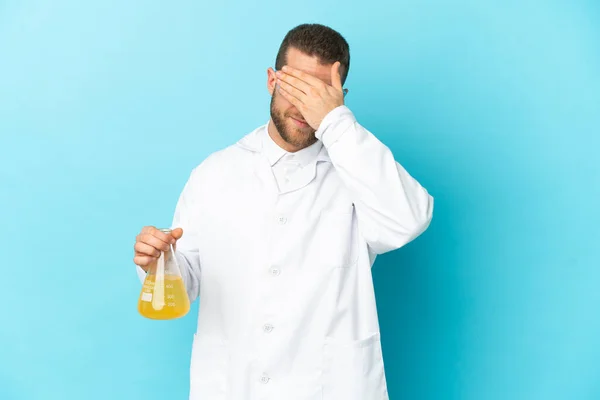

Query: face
left=267, top=47, right=336, bottom=152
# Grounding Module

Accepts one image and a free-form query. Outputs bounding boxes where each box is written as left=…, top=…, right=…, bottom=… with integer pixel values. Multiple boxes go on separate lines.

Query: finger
left=149, top=227, right=176, bottom=245
left=282, top=66, right=325, bottom=88
left=134, top=255, right=155, bottom=268
left=141, top=226, right=155, bottom=234
left=140, top=233, right=171, bottom=252
left=277, top=79, right=306, bottom=102
left=134, top=242, right=161, bottom=257
left=331, top=62, right=343, bottom=91
left=277, top=84, right=304, bottom=110
left=276, top=71, right=311, bottom=94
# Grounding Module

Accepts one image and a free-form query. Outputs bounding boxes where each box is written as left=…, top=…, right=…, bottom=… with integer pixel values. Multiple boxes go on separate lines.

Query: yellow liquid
left=138, top=275, right=190, bottom=320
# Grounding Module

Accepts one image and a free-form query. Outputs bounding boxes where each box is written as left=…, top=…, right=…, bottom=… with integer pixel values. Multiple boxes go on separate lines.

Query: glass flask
left=138, top=228, right=190, bottom=319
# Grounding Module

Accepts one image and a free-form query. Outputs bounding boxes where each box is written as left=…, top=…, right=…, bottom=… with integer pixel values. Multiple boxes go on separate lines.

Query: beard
left=270, top=89, right=317, bottom=149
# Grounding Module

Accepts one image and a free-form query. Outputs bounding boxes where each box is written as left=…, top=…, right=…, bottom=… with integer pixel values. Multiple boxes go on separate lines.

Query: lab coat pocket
left=189, top=333, right=229, bottom=399
left=314, top=206, right=358, bottom=268
left=322, top=332, right=388, bottom=400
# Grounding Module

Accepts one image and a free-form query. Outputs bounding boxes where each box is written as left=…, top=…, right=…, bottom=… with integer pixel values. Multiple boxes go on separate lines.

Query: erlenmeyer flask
left=138, top=228, right=190, bottom=319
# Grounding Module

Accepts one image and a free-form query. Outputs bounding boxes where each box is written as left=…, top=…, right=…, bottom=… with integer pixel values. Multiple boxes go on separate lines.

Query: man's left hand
left=276, top=62, right=345, bottom=130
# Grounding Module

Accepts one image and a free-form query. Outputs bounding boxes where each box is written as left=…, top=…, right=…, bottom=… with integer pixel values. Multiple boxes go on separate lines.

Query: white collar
left=236, top=122, right=331, bottom=163
left=261, top=121, right=323, bottom=168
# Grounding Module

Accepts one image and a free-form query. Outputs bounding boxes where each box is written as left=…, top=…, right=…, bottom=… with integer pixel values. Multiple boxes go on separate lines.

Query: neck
left=268, top=118, right=304, bottom=153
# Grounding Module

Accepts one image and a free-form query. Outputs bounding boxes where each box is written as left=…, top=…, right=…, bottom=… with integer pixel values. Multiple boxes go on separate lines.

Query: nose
left=287, top=105, right=302, bottom=118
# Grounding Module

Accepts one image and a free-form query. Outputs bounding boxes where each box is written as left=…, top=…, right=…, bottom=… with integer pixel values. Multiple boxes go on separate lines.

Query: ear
left=267, top=67, right=277, bottom=95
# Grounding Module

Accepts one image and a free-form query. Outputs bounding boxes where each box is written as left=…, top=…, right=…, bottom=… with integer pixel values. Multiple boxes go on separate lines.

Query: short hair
left=275, top=24, right=350, bottom=84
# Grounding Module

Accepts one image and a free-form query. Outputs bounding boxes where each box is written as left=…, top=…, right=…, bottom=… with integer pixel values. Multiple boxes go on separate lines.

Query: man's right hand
left=134, top=226, right=184, bottom=272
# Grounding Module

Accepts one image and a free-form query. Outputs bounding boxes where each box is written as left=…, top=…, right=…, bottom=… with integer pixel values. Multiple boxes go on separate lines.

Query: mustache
left=286, top=113, right=306, bottom=122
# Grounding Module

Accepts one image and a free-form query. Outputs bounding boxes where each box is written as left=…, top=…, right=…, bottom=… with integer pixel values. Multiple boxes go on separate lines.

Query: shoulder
left=187, top=124, right=265, bottom=184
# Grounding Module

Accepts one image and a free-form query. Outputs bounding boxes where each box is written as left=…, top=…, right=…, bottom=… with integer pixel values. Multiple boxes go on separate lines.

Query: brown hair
left=275, top=24, right=350, bottom=84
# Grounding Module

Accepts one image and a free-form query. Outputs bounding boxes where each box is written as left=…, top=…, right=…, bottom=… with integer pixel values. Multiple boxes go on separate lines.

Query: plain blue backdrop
left=1, top=1, right=599, bottom=399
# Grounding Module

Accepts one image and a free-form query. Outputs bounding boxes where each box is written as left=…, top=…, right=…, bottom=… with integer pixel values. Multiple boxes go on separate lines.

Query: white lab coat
left=136, top=105, right=433, bottom=399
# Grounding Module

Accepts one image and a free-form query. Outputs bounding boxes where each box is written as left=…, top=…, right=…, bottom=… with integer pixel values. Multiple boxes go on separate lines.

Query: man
left=134, top=23, right=433, bottom=400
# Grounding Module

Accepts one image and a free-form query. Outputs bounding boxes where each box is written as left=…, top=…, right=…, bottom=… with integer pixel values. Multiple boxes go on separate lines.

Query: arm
left=169, top=170, right=202, bottom=302
left=316, top=106, right=434, bottom=255
left=135, top=169, right=202, bottom=302
left=275, top=63, right=433, bottom=254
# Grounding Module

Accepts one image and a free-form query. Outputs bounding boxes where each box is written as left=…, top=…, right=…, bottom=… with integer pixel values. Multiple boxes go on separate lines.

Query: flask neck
left=159, top=228, right=175, bottom=253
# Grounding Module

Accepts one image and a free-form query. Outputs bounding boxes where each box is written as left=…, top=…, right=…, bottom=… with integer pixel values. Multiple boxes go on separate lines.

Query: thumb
left=171, top=227, right=184, bottom=241
left=331, top=61, right=343, bottom=91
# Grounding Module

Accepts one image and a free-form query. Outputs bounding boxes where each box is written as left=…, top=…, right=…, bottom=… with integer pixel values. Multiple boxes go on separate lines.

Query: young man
left=134, top=23, right=433, bottom=400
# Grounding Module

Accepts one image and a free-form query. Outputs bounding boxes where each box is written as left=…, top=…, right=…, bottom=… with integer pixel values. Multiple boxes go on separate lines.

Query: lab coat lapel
left=236, top=127, right=282, bottom=200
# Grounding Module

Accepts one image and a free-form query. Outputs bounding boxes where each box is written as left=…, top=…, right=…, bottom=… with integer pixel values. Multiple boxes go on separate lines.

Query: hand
left=275, top=62, right=345, bottom=130
left=133, top=226, right=184, bottom=271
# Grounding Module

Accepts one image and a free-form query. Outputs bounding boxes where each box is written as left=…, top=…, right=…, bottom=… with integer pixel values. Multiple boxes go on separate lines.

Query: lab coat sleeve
left=135, top=168, right=202, bottom=303
left=315, top=105, right=434, bottom=255
left=169, top=169, right=202, bottom=302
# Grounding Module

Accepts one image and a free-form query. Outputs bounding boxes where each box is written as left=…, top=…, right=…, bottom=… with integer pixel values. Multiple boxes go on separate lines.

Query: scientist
left=134, top=23, right=433, bottom=400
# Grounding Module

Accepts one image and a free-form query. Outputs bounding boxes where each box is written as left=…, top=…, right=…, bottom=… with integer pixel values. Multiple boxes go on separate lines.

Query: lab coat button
left=263, top=324, right=274, bottom=333
left=270, top=268, right=281, bottom=276
left=260, top=375, right=270, bottom=384
left=277, top=215, right=287, bottom=225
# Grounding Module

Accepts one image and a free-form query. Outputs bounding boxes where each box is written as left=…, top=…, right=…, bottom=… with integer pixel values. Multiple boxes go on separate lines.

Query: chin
left=293, top=126, right=312, bottom=135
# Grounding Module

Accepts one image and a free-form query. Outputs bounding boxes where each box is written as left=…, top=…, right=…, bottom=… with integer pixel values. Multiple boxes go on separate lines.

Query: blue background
left=1, top=1, right=599, bottom=399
